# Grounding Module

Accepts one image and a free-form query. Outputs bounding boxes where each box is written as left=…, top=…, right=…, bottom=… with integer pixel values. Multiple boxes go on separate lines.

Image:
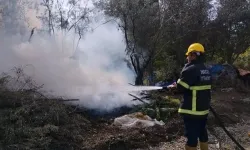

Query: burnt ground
left=0, top=88, right=249, bottom=150
left=81, top=114, right=183, bottom=150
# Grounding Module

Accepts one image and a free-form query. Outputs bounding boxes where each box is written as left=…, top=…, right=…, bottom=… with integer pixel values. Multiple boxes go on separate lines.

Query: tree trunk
left=135, top=73, right=144, bottom=85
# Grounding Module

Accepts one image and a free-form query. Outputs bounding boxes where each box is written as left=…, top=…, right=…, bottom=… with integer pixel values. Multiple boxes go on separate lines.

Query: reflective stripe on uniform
left=190, top=85, right=211, bottom=90
left=177, top=79, right=211, bottom=115
left=177, top=79, right=190, bottom=89
left=178, top=109, right=209, bottom=115
left=177, top=79, right=211, bottom=90
left=192, top=90, right=197, bottom=111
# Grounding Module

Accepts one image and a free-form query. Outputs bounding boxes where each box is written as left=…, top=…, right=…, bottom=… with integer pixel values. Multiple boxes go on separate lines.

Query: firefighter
left=168, top=43, right=212, bottom=150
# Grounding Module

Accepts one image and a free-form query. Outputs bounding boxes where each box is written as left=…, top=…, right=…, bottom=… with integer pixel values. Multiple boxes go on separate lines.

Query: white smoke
left=0, top=13, right=147, bottom=111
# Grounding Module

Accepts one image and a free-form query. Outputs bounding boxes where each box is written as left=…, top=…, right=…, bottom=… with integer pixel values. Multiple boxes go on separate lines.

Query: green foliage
left=134, top=95, right=180, bottom=122
left=234, top=47, right=250, bottom=69
left=154, top=53, right=180, bottom=82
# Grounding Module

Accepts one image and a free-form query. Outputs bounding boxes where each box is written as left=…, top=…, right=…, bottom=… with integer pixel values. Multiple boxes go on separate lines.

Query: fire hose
left=128, top=93, right=246, bottom=150
left=209, top=106, right=246, bottom=150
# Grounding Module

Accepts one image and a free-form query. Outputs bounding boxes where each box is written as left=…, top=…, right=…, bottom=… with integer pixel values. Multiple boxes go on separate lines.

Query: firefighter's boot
left=199, top=142, right=208, bottom=150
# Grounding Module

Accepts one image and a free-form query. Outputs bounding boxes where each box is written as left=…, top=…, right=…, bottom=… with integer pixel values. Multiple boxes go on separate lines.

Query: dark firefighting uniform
left=177, top=59, right=212, bottom=147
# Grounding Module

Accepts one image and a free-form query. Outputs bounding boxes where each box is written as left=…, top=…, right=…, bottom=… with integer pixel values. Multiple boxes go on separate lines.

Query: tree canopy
left=95, top=0, right=250, bottom=85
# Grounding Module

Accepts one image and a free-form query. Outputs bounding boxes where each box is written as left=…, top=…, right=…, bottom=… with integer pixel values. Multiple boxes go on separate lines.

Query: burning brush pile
left=0, top=68, right=93, bottom=149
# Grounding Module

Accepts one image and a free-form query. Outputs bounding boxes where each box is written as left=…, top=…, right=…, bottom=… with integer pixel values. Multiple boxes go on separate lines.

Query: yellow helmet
left=186, top=43, right=205, bottom=56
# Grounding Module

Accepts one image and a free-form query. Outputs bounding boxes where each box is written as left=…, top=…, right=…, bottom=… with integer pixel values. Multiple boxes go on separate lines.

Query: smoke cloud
left=0, top=8, right=146, bottom=111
